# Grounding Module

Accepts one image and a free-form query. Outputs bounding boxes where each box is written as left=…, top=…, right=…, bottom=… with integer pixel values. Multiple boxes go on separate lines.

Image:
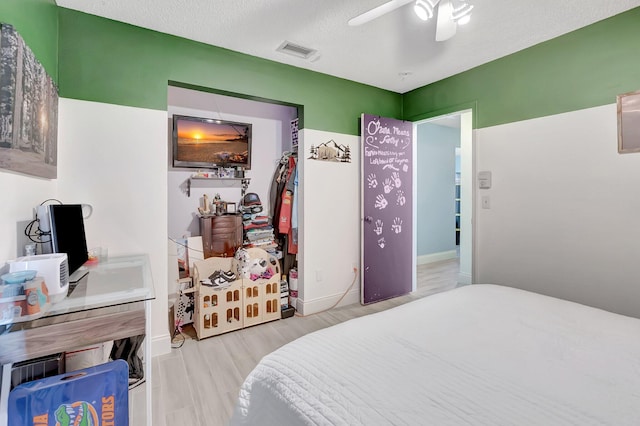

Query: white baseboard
left=151, top=333, right=172, bottom=357
left=458, top=272, right=472, bottom=285
left=297, top=288, right=360, bottom=316
left=417, top=250, right=458, bottom=265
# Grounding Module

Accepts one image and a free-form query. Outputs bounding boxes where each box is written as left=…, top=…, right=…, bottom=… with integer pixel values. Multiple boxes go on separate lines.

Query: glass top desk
left=0, top=254, right=155, bottom=425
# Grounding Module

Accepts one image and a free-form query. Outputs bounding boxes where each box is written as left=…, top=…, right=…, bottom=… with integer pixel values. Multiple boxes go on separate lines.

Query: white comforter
left=230, top=284, right=640, bottom=425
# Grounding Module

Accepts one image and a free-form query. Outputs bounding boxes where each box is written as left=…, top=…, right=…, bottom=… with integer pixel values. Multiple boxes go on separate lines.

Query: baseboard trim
left=417, top=250, right=458, bottom=265
left=458, top=272, right=472, bottom=285
left=151, top=333, right=171, bottom=357
left=297, top=288, right=360, bottom=316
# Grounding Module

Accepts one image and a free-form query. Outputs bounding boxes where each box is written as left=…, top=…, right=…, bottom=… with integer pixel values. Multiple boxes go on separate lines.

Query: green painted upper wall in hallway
left=57, top=8, right=401, bottom=136
left=403, top=7, right=640, bottom=128
left=0, top=0, right=58, bottom=82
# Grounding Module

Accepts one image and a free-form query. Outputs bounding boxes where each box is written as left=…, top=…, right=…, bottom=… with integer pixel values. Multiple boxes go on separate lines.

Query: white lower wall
left=0, top=174, right=57, bottom=263
left=57, top=99, right=171, bottom=356
left=476, top=103, right=640, bottom=317
left=298, top=129, right=361, bottom=314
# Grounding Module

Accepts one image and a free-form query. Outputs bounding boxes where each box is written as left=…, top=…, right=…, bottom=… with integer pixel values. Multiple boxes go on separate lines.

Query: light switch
left=478, top=171, right=492, bottom=189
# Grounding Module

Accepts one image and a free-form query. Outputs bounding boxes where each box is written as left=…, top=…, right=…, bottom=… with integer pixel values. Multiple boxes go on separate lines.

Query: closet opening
left=166, top=82, right=302, bottom=338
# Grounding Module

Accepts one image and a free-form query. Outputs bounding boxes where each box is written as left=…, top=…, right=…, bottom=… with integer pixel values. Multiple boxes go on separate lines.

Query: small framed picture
left=226, top=202, right=237, bottom=214
left=617, top=89, right=640, bottom=154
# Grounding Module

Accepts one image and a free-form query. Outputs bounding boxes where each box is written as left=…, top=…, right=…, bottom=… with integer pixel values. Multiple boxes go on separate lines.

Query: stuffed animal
left=247, top=258, right=268, bottom=277
left=235, top=248, right=276, bottom=280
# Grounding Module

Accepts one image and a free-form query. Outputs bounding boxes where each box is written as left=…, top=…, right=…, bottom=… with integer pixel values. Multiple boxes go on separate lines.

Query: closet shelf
left=187, top=177, right=251, bottom=197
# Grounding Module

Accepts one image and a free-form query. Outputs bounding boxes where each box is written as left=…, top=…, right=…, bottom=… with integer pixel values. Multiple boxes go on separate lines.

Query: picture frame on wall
left=0, top=24, right=59, bottom=178
left=617, top=89, right=640, bottom=154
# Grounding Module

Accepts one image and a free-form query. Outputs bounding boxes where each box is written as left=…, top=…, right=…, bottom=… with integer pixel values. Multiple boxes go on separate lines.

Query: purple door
left=361, top=114, right=413, bottom=304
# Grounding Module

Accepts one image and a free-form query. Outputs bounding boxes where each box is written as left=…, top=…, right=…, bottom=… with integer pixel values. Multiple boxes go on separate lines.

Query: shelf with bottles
left=187, top=169, right=250, bottom=197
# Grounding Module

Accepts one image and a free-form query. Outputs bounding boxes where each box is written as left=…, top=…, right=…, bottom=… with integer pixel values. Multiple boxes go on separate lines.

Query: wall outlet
left=482, top=195, right=491, bottom=209
left=315, top=270, right=323, bottom=282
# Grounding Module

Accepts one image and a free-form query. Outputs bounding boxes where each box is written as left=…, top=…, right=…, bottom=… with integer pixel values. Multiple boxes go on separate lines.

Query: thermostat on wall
left=478, top=171, right=492, bottom=189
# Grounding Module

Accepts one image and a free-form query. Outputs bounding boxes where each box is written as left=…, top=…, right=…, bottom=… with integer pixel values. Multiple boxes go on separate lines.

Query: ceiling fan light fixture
left=414, top=0, right=437, bottom=21
left=457, top=14, right=471, bottom=25
left=451, top=2, right=473, bottom=25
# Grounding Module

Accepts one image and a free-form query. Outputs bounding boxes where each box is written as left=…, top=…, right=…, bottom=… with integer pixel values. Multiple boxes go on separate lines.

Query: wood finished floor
left=143, top=258, right=460, bottom=426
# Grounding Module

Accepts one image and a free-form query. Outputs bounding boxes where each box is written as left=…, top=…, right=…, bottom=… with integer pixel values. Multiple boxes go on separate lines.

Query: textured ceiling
left=55, top=0, right=640, bottom=93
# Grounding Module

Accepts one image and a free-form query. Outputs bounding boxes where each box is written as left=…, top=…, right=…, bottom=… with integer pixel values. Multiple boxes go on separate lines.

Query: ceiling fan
left=348, top=0, right=474, bottom=41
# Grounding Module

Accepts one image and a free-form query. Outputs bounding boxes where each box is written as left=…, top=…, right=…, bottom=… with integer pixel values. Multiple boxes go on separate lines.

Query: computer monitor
left=48, top=204, right=89, bottom=283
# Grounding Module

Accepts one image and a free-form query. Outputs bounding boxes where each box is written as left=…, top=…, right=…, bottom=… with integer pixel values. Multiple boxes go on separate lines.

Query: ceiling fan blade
left=348, top=0, right=415, bottom=26
left=435, top=0, right=457, bottom=41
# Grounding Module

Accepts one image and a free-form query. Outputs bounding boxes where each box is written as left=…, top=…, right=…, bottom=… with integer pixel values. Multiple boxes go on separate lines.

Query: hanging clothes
left=279, top=156, right=297, bottom=235
left=279, top=190, right=293, bottom=234
left=288, top=165, right=299, bottom=254
left=269, top=151, right=298, bottom=276
left=291, top=166, right=299, bottom=244
left=270, top=152, right=293, bottom=232
left=269, top=154, right=289, bottom=225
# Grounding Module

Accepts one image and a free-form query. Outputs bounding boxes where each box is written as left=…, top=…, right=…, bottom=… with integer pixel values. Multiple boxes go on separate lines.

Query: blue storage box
left=8, top=359, right=129, bottom=425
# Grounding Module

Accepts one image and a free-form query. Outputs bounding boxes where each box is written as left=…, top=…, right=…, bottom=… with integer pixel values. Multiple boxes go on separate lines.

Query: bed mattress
left=230, top=284, right=640, bottom=425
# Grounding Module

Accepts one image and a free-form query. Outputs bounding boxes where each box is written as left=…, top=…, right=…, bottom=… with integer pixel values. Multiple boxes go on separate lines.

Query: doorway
left=414, top=110, right=473, bottom=292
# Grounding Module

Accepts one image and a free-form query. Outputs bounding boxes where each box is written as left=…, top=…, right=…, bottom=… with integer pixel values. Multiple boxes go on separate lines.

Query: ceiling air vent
left=276, top=41, right=318, bottom=60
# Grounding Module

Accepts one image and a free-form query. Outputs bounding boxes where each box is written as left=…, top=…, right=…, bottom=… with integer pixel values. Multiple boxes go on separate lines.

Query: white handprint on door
left=383, top=178, right=394, bottom=194
left=374, top=220, right=383, bottom=236
left=391, top=172, right=402, bottom=188
left=367, top=173, right=378, bottom=189
left=374, top=194, right=388, bottom=210
left=391, top=217, right=403, bottom=234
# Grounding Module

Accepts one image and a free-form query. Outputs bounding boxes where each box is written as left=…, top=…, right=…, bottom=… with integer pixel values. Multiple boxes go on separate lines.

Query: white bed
left=230, top=284, right=640, bottom=425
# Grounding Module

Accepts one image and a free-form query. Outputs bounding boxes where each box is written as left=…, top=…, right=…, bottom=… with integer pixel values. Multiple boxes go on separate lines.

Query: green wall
left=5, top=4, right=638, bottom=133
left=403, top=7, right=640, bottom=128
left=0, top=0, right=58, bottom=82
left=57, top=8, right=401, bottom=136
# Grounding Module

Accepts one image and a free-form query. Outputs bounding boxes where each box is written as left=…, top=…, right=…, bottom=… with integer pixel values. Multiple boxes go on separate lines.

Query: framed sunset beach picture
left=172, top=115, right=252, bottom=169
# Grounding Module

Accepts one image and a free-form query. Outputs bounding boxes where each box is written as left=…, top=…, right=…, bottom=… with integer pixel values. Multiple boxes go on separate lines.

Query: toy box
left=193, top=256, right=243, bottom=339
left=192, top=248, right=281, bottom=339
